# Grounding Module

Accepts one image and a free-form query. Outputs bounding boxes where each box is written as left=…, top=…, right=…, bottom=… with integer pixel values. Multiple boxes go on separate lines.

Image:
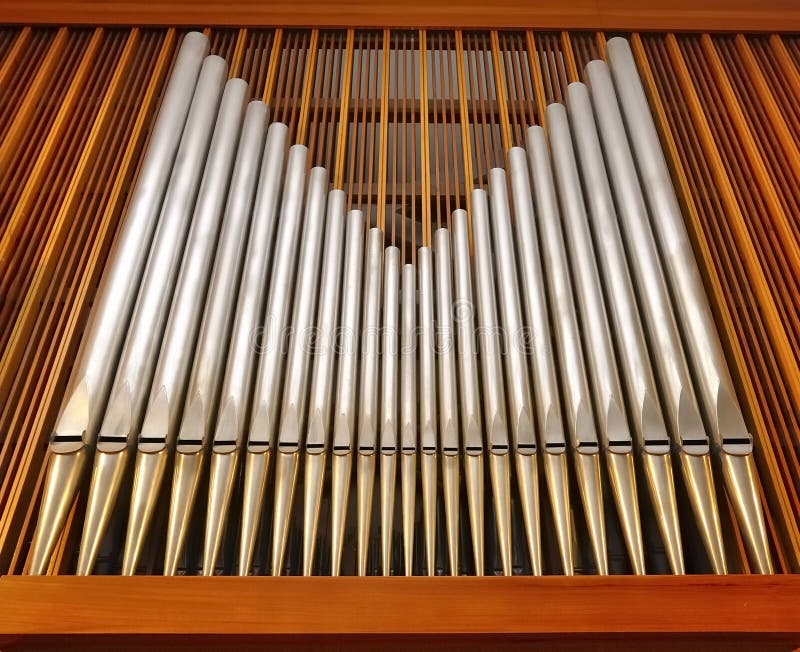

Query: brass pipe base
left=574, top=451, right=607, bottom=575
left=330, top=452, right=352, bottom=576
left=605, top=451, right=645, bottom=575
left=442, top=453, right=460, bottom=576
left=401, top=452, right=416, bottom=576
left=488, top=452, right=512, bottom=576
left=679, top=451, right=726, bottom=574
left=421, top=451, right=437, bottom=576
left=515, top=451, right=541, bottom=576
left=237, top=449, right=269, bottom=576
left=380, top=453, right=397, bottom=576
left=642, top=451, right=684, bottom=575
left=271, top=450, right=299, bottom=576
left=204, top=450, right=243, bottom=576
left=543, top=452, right=573, bottom=575
left=302, top=452, right=326, bottom=576
left=164, top=450, right=204, bottom=576
left=122, top=449, right=168, bottom=575
left=465, top=453, right=484, bottom=576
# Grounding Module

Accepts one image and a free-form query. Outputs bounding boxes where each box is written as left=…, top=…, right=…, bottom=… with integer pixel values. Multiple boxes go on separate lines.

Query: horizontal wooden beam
left=1, top=0, right=800, bottom=31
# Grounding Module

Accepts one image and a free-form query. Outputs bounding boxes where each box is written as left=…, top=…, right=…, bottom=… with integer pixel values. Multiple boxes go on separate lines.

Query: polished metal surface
left=399, top=263, right=417, bottom=576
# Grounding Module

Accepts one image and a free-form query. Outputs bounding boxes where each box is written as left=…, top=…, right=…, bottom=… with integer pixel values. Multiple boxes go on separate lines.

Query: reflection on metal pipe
left=380, top=246, right=400, bottom=576
left=165, top=121, right=288, bottom=577
left=28, top=31, right=209, bottom=576
left=525, top=127, right=607, bottom=575
left=487, top=171, right=542, bottom=576
left=605, top=37, right=772, bottom=574
left=400, top=263, right=417, bottom=576
left=506, top=150, right=573, bottom=576
left=587, top=58, right=727, bottom=574
left=565, top=81, right=684, bottom=575
left=123, top=96, right=266, bottom=577
left=272, top=167, right=328, bottom=576
left=330, top=210, right=365, bottom=576
left=78, top=57, right=232, bottom=576
left=418, top=246, right=438, bottom=576
left=302, top=189, right=347, bottom=576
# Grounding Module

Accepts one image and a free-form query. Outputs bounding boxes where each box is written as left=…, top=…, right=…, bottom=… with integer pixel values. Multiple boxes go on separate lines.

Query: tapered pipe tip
left=642, top=452, right=684, bottom=575
left=76, top=449, right=130, bottom=576
left=421, top=452, right=437, bottom=576
left=401, top=453, right=416, bottom=576
left=606, top=451, right=645, bottom=575
left=238, top=450, right=269, bottom=576
left=330, top=453, right=352, bottom=577
left=356, top=454, right=376, bottom=576
left=679, top=452, right=727, bottom=574
left=271, top=451, right=299, bottom=576
left=543, top=453, right=573, bottom=576
left=489, top=453, right=512, bottom=576
left=29, top=449, right=88, bottom=576
left=515, top=452, right=541, bottom=576
left=302, top=452, right=326, bottom=576
left=574, top=452, right=608, bottom=576
left=465, top=454, right=484, bottom=577
left=122, top=450, right=169, bottom=576
left=203, top=450, right=243, bottom=576
left=164, top=451, right=204, bottom=576
left=380, top=453, right=397, bottom=576
left=720, top=452, right=773, bottom=574
left=442, top=454, right=460, bottom=576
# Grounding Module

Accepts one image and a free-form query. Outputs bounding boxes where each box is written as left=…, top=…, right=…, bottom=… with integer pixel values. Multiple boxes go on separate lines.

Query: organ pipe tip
left=122, top=449, right=169, bottom=576
left=76, top=449, right=131, bottom=576
left=515, top=451, right=542, bottom=576
left=380, top=453, right=397, bottom=577
left=164, top=450, right=204, bottom=576
left=605, top=451, right=646, bottom=575
left=203, top=450, right=243, bottom=576
left=238, top=449, right=269, bottom=577
left=465, top=453, right=484, bottom=577
left=679, top=452, right=727, bottom=574
left=271, top=451, right=299, bottom=576
left=488, top=452, right=512, bottom=576
left=543, top=452, right=573, bottom=576
left=330, top=452, right=352, bottom=577
left=720, top=452, right=773, bottom=574
left=442, top=454, right=460, bottom=576
left=574, top=452, right=608, bottom=576
left=401, top=453, right=416, bottom=577
left=28, top=448, right=88, bottom=576
left=421, top=451, right=438, bottom=576
left=641, top=452, right=685, bottom=575
left=356, top=453, right=376, bottom=576
left=302, top=452, right=327, bottom=576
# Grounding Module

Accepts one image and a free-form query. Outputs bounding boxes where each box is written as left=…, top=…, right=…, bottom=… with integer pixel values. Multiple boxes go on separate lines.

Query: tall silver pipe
left=302, top=190, right=347, bottom=576
left=380, top=246, right=400, bottom=576
left=418, top=246, right=438, bottom=576
left=525, top=128, right=608, bottom=575
left=76, top=57, right=231, bottom=576
left=469, top=190, right=513, bottom=576
left=356, top=228, right=384, bottom=576
left=546, top=104, right=644, bottom=575
left=330, top=210, right=365, bottom=576
left=272, top=167, right=329, bottom=576
left=28, top=31, right=209, bottom=576
left=605, top=37, right=772, bottom=574
left=122, top=96, right=267, bottom=576
left=434, top=228, right=460, bottom=576
left=164, top=121, right=288, bottom=577
left=506, top=151, right=573, bottom=575
left=450, top=211, right=484, bottom=576
left=208, top=144, right=308, bottom=576
left=400, top=263, right=417, bottom=576
left=565, top=81, right=684, bottom=575
left=487, top=171, right=541, bottom=575
left=586, top=58, right=727, bottom=574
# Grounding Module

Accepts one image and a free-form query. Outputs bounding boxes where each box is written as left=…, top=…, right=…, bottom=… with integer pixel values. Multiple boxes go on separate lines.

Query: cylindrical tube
left=381, top=246, right=401, bottom=455
left=418, top=248, right=438, bottom=456
left=434, top=228, right=459, bottom=457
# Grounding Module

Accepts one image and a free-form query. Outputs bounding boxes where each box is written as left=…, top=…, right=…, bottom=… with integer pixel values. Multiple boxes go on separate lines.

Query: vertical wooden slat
left=334, top=29, right=355, bottom=190
left=490, top=30, right=512, bottom=154
left=377, top=29, right=391, bottom=232
left=419, top=29, right=431, bottom=246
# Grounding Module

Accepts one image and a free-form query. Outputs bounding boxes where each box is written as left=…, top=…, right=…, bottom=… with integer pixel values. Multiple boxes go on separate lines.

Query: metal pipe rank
left=356, top=228, right=384, bottom=576
left=77, top=56, right=231, bottom=576
left=585, top=58, right=727, bottom=574
left=470, top=190, right=513, bottom=576
left=330, top=210, right=365, bottom=576
left=546, top=103, right=644, bottom=575
left=506, top=150, right=572, bottom=575
left=565, top=80, right=684, bottom=575
left=28, top=31, right=209, bottom=576
left=487, top=171, right=542, bottom=575
left=209, top=144, right=308, bottom=576
left=272, top=167, right=329, bottom=576
left=123, top=96, right=266, bottom=576
left=302, top=189, right=347, bottom=576
left=525, top=127, right=607, bottom=575
left=605, top=37, right=772, bottom=574
left=451, top=210, right=485, bottom=576
left=434, top=227, right=460, bottom=576
left=165, top=121, right=288, bottom=577
left=418, top=246, right=438, bottom=576
left=400, top=262, right=417, bottom=576
left=380, top=245, right=400, bottom=576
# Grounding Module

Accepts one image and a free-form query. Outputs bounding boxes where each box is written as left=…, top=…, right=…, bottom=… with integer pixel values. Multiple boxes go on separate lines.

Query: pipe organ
left=0, top=17, right=799, bottom=645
